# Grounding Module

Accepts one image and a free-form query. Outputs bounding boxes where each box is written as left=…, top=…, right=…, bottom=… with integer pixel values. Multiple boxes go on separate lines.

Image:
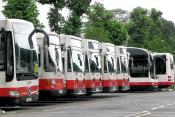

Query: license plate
left=26, top=97, right=32, bottom=102
left=113, top=87, right=116, bottom=90
left=59, top=90, right=63, bottom=94
left=96, top=88, right=100, bottom=91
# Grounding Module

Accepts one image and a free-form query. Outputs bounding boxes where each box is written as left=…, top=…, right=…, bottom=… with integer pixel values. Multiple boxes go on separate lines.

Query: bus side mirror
left=28, top=29, right=49, bottom=49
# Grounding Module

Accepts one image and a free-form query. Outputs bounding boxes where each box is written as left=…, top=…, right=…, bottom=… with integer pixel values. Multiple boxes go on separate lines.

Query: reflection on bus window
left=67, top=49, right=72, bottom=72
left=129, top=56, right=149, bottom=77
left=0, top=31, right=5, bottom=70
left=72, top=50, right=84, bottom=72
left=121, top=57, right=128, bottom=74
left=155, top=55, right=166, bottom=74
left=170, top=57, right=174, bottom=70
left=13, top=22, right=38, bottom=81
left=44, top=44, right=63, bottom=73
left=104, top=56, right=107, bottom=73
left=90, top=53, right=101, bottom=73
left=116, top=58, right=120, bottom=74
left=44, top=45, right=55, bottom=72
left=15, top=44, right=38, bottom=80
left=85, top=54, right=89, bottom=72
left=107, top=56, right=116, bottom=73
left=6, top=32, right=14, bottom=82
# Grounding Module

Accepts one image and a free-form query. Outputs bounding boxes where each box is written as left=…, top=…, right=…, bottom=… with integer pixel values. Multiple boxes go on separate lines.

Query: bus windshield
left=72, top=49, right=84, bottom=72
left=129, top=56, right=149, bottom=77
left=13, top=22, right=38, bottom=80
left=45, top=45, right=63, bottom=72
left=90, top=52, right=101, bottom=73
left=107, top=55, right=116, bottom=73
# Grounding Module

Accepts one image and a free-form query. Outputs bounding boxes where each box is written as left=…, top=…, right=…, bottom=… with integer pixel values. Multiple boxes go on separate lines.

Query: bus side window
left=6, top=32, right=14, bottom=82
left=0, top=31, right=5, bottom=70
left=67, top=49, right=72, bottom=72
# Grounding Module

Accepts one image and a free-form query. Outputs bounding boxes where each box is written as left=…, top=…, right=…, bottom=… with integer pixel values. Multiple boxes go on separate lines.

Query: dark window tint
left=6, top=32, right=14, bottom=82
left=0, top=31, right=5, bottom=70
left=85, top=54, right=89, bottom=72
left=67, top=49, right=72, bottom=72
left=155, top=55, right=166, bottom=74
left=16, top=45, right=38, bottom=81
left=104, top=56, right=107, bottom=73
left=44, top=46, right=55, bottom=72
left=129, top=55, right=149, bottom=77
left=116, top=58, right=120, bottom=74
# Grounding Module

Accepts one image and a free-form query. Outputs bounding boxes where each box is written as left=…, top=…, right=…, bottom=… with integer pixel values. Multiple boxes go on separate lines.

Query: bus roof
left=127, top=47, right=150, bottom=56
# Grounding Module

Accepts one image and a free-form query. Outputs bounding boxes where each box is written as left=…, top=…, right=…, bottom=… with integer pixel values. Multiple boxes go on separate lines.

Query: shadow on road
left=0, top=93, right=121, bottom=112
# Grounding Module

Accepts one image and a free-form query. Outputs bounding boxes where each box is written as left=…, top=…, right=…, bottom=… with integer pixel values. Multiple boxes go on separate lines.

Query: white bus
left=60, top=35, right=86, bottom=95
left=116, top=46, right=130, bottom=91
left=101, top=43, right=118, bottom=92
left=154, top=53, right=174, bottom=88
left=127, top=47, right=158, bottom=90
left=83, top=39, right=103, bottom=96
left=36, top=32, right=66, bottom=99
left=0, top=18, right=48, bottom=105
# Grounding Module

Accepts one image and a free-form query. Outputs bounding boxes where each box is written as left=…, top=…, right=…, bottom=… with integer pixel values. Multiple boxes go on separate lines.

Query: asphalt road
left=0, top=90, right=175, bottom=117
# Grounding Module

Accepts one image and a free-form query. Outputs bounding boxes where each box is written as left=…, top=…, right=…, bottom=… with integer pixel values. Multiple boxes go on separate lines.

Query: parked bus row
left=0, top=18, right=174, bottom=105
left=0, top=19, right=130, bottom=105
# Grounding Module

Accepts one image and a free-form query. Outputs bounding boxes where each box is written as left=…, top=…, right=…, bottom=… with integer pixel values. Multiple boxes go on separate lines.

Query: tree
left=38, top=0, right=91, bottom=36
left=146, top=38, right=172, bottom=53
left=106, top=20, right=128, bottom=45
left=127, top=7, right=175, bottom=53
left=127, top=7, right=153, bottom=47
left=84, top=2, right=128, bottom=45
left=3, top=0, right=43, bottom=28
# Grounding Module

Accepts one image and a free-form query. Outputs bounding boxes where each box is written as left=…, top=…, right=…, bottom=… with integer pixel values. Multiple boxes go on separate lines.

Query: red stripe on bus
left=0, top=85, right=38, bottom=97
left=102, top=80, right=118, bottom=87
left=66, top=80, right=86, bottom=90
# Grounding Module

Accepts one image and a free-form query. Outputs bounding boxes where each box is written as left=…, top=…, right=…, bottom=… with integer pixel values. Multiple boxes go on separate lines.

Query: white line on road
left=42, top=94, right=159, bottom=113
left=166, top=103, right=173, bottom=106
left=151, top=107, right=158, bottom=110
left=159, top=105, right=165, bottom=108
left=124, top=111, right=151, bottom=117
left=135, top=112, right=151, bottom=117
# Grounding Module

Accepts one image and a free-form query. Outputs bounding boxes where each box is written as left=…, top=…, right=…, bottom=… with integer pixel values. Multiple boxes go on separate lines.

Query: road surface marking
left=166, top=104, right=173, bottom=106
left=159, top=105, right=165, bottom=108
left=125, top=111, right=151, bottom=117
left=42, top=93, right=159, bottom=112
left=136, top=111, right=151, bottom=117
left=151, top=107, right=158, bottom=110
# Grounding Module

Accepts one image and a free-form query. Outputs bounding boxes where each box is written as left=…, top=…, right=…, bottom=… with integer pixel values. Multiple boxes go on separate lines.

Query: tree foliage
left=38, top=0, right=91, bottom=36
left=127, top=7, right=175, bottom=53
left=84, top=3, right=128, bottom=45
left=3, top=0, right=43, bottom=28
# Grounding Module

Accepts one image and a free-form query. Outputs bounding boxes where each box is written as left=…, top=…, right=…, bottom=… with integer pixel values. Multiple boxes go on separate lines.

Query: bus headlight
left=9, top=91, right=20, bottom=97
